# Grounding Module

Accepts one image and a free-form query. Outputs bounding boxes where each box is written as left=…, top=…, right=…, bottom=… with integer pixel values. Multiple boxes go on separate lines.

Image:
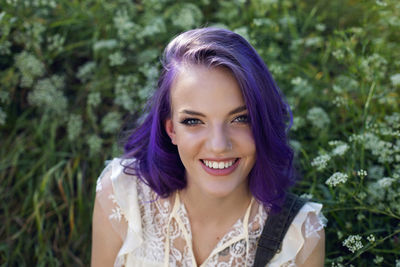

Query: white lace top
left=95, top=158, right=326, bottom=267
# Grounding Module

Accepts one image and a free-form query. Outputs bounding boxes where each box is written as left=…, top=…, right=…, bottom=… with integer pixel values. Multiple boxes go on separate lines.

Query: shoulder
left=268, top=201, right=327, bottom=267
left=92, top=157, right=145, bottom=266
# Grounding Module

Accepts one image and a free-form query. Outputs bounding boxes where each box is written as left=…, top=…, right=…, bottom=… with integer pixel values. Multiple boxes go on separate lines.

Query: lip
left=200, top=158, right=240, bottom=176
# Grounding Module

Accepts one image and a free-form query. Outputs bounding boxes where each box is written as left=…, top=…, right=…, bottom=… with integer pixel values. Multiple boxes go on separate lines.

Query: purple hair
left=123, top=27, right=295, bottom=211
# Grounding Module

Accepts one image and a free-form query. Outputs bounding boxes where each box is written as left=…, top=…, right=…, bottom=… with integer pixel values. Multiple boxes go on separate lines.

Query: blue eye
left=180, top=118, right=202, bottom=126
left=233, top=115, right=249, bottom=123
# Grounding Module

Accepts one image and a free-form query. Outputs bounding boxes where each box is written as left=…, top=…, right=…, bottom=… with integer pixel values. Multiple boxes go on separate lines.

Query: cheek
left=230, top=128, right=256, bottom=152
left=174, top=127, right=207, bottom=158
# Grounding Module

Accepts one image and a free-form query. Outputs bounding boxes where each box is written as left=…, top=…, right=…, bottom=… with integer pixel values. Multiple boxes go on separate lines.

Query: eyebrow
left=180, top=105, right=247, bottom=117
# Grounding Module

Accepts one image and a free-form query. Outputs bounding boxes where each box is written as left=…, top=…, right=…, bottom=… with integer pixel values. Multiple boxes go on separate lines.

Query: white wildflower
left=356, top=213, right=365, bottom=221
left=315, top=23, right=326, bottom=31
left=331, top=144, right=349, bottom=156
left=88, top=135, right=102, bottom=156
left=93, top=39, right=118, bottom=51
left=326, top=172, right=348, bottom=187
left=332, top=85, right=343, bottom=93
left=113, top=10, right=139, bottom=41
left=67, top=114, right=83, bottom=141
left=337, top=231, right=343, bottom=240
left=109, top=51, right=126, bottom=66
left=137, top=17, right=166, bottom=38
left=101, top=111, right=122, bottom=134
left=396, top=259, right=400, bottom=267
left=332, top=50, right=345, bottom=60
left=384, top=113, right=400, bottom=127
left=279, top=16, right=296, bottom=27
left=14, top=51, right=45, bottom=87
left=300, top=193, right=313, bottom=199
left=28, top=75, right=67, bottom=115
left=77, top=61, right=96, bottom=82
left=357, top=169, right=368, bottom=178
left=390, top=74, right=400, bottom=86
left=373, top=256, right=383, bottom=264
left=291, top=77, right=313, bottom=97
left=367, top=234, right=375, bottom=243
left=335, top=75, right=359, bottom=92
left=114, top=75, right=138, bottom=111
left=87, top=92, right=101, bottom=107
left=342, top=235, right=363, bottom=253
left=311, top=154, right=331, bottom=171
left=305, top=36, right=323, bottom=47
left=307, top=107, right=330, bottom=129
left=376, top=0, right=387, bottom=7
left=291, top=117, right=305, bottom=131
left=333, top=96, right=346, bottom=107
left=368, top=165, right=384, bottom=179
left=0, top=40, right=11, bottom=55
left=289, top=140, right=302, bottom=154
left=47, top=34, right=65, bottom=53
left=170, top=3, right=203, bottom=30
left=357, top=192, right=367, bottom=200
left=377, top=177, right=395, bottom=188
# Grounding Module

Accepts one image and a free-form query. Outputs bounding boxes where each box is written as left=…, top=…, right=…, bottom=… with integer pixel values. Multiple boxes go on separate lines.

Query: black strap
left=253, top=193, right=307, bottom=267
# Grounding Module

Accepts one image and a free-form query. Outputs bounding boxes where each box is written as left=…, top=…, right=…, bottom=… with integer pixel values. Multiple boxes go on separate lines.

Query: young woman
left=92, top=27, right=326, bottom=267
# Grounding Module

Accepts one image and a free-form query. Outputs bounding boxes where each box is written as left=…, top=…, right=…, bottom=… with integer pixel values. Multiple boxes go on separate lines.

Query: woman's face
left=165, top=64, right=256, bottom=199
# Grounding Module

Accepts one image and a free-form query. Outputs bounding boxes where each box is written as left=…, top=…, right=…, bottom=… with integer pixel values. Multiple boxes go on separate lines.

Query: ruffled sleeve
left=95, top=158, right=144, bottom=267
left=267, top=202, right=327, bottom=267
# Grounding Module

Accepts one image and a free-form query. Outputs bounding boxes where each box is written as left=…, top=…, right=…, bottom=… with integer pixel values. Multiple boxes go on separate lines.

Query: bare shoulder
left=298, top=228, right=325, bottom=267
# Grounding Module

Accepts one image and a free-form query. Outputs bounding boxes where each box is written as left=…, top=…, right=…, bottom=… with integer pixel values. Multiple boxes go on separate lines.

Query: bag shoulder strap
left=253, top=193, right=307, bottom=267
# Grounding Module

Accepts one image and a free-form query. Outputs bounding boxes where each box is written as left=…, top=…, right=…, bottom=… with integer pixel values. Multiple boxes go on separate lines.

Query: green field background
left=1, top=0, right=399, bottom=266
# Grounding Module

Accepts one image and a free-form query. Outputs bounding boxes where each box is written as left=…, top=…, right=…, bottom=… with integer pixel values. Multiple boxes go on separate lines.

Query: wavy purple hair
left=123, top=27, right=295, bottom=211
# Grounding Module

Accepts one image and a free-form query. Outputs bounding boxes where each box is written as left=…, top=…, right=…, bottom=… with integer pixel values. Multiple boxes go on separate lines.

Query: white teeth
left=202, top=159, right=236, bottom=169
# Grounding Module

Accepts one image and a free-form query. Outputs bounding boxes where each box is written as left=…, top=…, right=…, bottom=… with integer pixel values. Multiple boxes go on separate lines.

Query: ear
left=165, top=118, right=177, bottom=145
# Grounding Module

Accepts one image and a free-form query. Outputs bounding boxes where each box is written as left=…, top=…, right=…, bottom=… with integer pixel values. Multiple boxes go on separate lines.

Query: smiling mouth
left=200, top=158, right=239, bottom=169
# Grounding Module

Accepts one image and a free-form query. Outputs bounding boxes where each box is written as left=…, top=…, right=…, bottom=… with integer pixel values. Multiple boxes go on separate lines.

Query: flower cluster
left=311, top=154, right=331, bottom=171
left=342, top=235, right=363, bottom=253
left=306, top=107, right=330, bottom=129
left=326, top=172, right=348, bottom=187
left=101, top=112, right=122, bottom=134
left=14, top=52, right=45, bottom=87
left=67, top=114, right=83, bottom=141
left=27, top=75, right=67, bottom=115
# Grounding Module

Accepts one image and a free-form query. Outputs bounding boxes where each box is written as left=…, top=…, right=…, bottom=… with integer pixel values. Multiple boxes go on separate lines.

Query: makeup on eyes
left=178, top=112, right=249, bottom=127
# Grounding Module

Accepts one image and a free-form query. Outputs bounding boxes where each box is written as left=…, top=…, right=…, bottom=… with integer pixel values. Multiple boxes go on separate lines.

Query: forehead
left=170, top=65, right=245, bottom=113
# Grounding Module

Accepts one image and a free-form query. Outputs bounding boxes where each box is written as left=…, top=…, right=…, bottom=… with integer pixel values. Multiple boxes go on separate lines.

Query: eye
left=180, top=118, right=203, bottom=126
left=232, top=114, right=249, bottom=123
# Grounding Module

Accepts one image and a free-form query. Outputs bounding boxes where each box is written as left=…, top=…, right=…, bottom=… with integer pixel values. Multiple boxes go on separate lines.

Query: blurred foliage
left=0, top=0, right=399, bottom=266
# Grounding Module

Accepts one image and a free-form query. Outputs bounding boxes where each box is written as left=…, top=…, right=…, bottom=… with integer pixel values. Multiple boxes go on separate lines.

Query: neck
left=179, top=184, right=252, bottom=226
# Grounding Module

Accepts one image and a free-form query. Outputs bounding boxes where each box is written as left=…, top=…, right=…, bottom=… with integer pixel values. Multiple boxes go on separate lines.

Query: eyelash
left=180, top=118, right=202, bottom=126
left=179, top=115, right=249, bottom=126
left=232, top=115, right=249, bottom=123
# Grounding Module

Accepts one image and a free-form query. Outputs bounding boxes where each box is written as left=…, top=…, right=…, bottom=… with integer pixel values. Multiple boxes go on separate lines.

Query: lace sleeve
left=95, top=159, right=128, bottom=240
left=268, top=202, right=327, bottom=267
left=295, top=205, right=327, bottom=265
left=95, top=158, right=144, bottom=267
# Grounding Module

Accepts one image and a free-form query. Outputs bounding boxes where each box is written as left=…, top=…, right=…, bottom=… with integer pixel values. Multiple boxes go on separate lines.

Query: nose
left=207, top=124, right=232, bottom=154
